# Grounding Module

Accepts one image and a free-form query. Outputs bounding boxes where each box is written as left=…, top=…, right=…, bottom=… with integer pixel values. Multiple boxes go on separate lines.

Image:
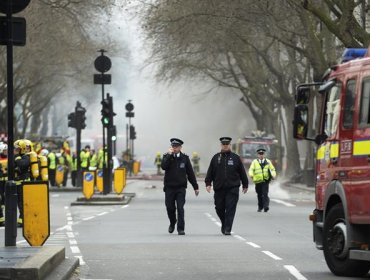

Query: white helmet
left=0, top=142, right=8, bottom=153
left=40, top=149, right=49, bottom=156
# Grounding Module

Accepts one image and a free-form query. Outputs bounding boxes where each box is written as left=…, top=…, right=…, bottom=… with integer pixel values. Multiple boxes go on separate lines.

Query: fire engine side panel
left=340, top=66, right=370, bottom=224
left=316, top=62, right=370, bottom=224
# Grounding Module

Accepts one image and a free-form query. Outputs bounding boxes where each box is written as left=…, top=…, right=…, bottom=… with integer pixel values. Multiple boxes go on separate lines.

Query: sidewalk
left=0, top=180, right=136, bottom=280
left=0, top=246, right=78, bottom=280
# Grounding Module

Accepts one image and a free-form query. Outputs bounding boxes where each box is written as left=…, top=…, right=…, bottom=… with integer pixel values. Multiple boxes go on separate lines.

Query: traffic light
left=101, top=95, right=116, bottom=128
left=68, top=112, right=76, bottom=128
left=129, top=125, right=136, bottom=140
left=101, top=98, right=110, bottom=127
left=111, top=125, right=117, bottom=141
left=76, top=105, right=86, bottom=130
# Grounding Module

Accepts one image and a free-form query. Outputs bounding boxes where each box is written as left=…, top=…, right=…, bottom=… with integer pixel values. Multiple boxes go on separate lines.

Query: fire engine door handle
left=331, top=158, right=338, bottom=165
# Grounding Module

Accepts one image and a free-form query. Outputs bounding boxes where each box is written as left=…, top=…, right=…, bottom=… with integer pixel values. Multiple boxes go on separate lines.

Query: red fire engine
left=232, top=131, right=280, bottom=171
left=293, top=48, right=370, bottom=276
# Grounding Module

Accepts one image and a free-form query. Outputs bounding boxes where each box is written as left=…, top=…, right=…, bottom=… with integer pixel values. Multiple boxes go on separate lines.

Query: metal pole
left=5, top=0, right=17, bottom=247
left=126, top=124, right=128, bottom=158
left=128, top=117, right=132, bottom=176
left=76, top=102, right=83, bottom=187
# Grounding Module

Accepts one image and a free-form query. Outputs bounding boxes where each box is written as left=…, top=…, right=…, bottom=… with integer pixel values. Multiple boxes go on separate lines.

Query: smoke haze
left=71, top=8, right=255, bottom=173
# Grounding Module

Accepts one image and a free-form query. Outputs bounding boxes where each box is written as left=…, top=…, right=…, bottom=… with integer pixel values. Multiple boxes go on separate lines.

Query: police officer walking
left=205, top=137, right=248, bottom=235
left=161, top=138, right=199, bottom=235
left=248, top=147, right=276, bottom=212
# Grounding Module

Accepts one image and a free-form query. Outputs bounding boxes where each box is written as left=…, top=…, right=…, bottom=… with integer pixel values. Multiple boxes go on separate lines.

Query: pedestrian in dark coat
left=205, top=137, right=249, bottom=235
left=161, top=138, right=199, bottom=235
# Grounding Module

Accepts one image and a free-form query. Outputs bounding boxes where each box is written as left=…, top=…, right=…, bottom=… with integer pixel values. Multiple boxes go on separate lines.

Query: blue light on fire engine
left=341, top=48, right=368, bottom=63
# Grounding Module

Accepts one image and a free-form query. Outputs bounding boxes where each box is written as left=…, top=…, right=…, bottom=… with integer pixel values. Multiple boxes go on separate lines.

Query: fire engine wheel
left=323, top=204, right=370, bottom=276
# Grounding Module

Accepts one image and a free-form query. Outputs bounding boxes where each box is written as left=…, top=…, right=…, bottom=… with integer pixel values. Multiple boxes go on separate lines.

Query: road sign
left=94, top=55, right=111, bottom=73
left=83, top=171, right=95, bottom=200
left=0, top=16, right=26, bottom=46
left=94, top=74, right=111, bottom=85
left=0, top=0, right=30, bottom=14
left=114, top=168, right=126, bottom=194
left=22, top=181, right=50, bottom=246
left=125, top=102, right=134, bottom=112
left=96, top=169, right=103, bottom=193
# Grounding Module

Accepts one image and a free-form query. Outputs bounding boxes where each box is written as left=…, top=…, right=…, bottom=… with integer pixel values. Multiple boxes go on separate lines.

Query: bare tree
left=138, top=0, right=319, bottom=176
left=0, top=0, right=129, bottom=138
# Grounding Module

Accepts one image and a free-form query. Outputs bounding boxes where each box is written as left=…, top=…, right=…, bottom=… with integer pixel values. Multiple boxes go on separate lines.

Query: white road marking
left=67, top=232, right=75, bottom=238
left=284, top=265, right=307, bottom=280
left=75, top=255, right=86, bottom=265
left=270, top=199, right=296, bottom=207
left=83, top=216, right=95, bottom=221
left=233, top=235, right=246, bottom=241
left=121, top=205, right=129, bottom=209
left=69, top=239, right=77, bottom=245
left=262, top=250, right=282, bottom=260
left=246, top=242, right=261, bottom=248
left=70, top=246, right=81, bottom=254
left=204, top=210, right=306, bottom=280
left=97, top=212, right=108, bottom=216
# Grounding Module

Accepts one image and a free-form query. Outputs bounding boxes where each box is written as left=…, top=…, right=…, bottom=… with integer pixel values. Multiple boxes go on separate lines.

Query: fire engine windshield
left=241, top=143, right=271, bottom=158
left=324, top=83, right=341, bottom=138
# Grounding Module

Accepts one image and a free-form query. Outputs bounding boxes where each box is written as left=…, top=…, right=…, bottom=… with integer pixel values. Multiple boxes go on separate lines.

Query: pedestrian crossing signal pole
left=1, top=0, right=30, bottom=247
left=125, top=101, right=134, bottom=176
left=72, top=101, right=87, bottom=187
left=94, top=49, right=112, bottom=194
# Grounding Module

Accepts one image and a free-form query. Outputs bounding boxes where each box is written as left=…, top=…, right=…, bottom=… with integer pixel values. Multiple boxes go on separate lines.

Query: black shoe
left=257, top=209, right=262, bottom=212
left=168, top=225, right=175, bottom=233
left=224, top=231, right=231, bottom=235
left=178, top=230, right=185, bottom=235
left=221, top=227, right=225, bottom=235
left=264, top=207, right=269, bottom=212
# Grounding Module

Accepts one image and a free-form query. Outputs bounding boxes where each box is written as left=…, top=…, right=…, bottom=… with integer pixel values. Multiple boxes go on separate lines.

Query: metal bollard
left=5, top=180, right=17, bottom=246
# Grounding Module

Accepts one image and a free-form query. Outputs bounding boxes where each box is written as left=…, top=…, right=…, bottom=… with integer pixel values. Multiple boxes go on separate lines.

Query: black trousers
left=255, top=181, right=270, bottom=210
left=214, top=187, right=239, bottom=232
left=71, top=170, right=77, bottom=187
left=48, top=168, right=56, bottom=187
left=165, top=187, right=186, bottom=231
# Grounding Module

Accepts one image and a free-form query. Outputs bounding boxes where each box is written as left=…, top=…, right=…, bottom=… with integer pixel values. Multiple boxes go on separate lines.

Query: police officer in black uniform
left=161, top=138, right=199, bottom=235
left=205, top=137, right=248, bottom=235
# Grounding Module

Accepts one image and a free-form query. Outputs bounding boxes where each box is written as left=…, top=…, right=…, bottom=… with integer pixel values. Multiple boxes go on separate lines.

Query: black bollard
left=5, top=180, right=17, bottom=246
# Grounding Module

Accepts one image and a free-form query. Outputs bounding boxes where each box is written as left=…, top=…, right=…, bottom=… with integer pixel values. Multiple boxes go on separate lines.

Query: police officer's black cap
left=170, top=138, right=184, bottom=146
left=256, top=147, right=266, bottom=153
left=219, top=137, right=232, bottom=144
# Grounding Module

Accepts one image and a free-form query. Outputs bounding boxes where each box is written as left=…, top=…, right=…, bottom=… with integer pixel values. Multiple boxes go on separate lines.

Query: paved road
left=1, top=179, right=369, bottom=279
